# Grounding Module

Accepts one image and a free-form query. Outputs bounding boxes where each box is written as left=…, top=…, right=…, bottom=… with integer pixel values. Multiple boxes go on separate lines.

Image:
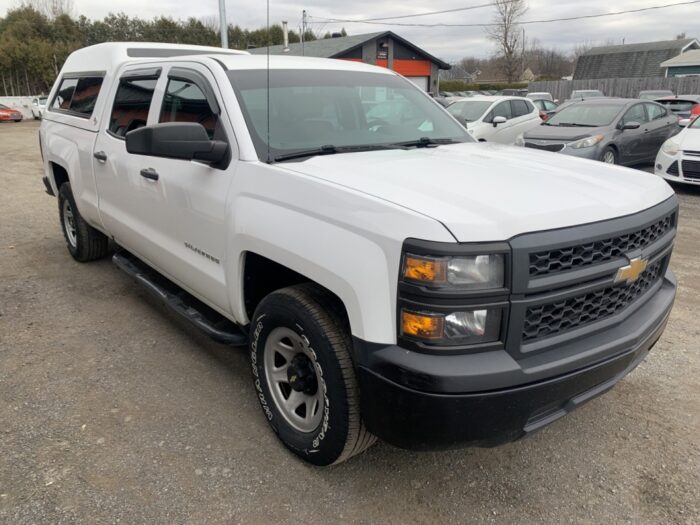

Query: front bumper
left=655, top=149, right=700, bottom=186
left=355, top=273, right=675, bottom=450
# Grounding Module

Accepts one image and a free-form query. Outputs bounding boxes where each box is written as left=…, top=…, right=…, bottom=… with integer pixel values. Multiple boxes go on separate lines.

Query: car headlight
left=401, top=308, right=502, bottom=345
left=661, top=138, right=680, bottom=156
left=568, top=135, right=604, bottom=149
left=402, top=253, right=504, bottom=290
left=514, top=134, right=525, bottom=146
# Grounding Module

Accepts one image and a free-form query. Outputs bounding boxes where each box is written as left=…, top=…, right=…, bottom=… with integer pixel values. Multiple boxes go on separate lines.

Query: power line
left=309, top=0, right=700, bottom=28
left=324, top=3, right=498, bottom=23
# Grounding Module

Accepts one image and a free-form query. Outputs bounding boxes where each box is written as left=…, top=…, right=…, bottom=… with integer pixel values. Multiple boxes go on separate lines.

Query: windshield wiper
left=273, top=144, right=401, bottom=163
left=554, top=122, right=596, bottom=127
left=392, top=137, right=461, bottom=148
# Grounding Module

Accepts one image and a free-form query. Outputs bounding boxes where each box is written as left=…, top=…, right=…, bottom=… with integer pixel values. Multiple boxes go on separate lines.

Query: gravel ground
left=1, top=121, right=699, bottom=525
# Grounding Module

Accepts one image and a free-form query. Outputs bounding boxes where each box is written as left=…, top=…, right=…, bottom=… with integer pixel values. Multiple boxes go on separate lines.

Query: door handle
left=140, top=168, right=159, bottom=181
left=93, top=151, right=107, bottom=162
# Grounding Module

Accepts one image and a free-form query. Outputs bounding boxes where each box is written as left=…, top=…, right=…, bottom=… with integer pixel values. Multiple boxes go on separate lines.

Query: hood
left=676, top=127, right=700, bottom=150
left=523, top=124, right=609, bottom=142
left=280, top=142, right=674, bottom=242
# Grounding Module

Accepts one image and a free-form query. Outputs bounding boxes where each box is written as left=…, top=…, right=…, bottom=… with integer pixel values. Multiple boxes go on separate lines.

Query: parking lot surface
left=1, top=121, right=699, bottom=524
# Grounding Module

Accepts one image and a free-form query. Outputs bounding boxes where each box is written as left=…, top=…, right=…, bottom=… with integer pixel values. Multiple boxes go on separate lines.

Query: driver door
left=617, top=103, right=649, bottom=164
left=130, top=63, right=238, bottom=312
left=484, top=101, right=514, bottom=143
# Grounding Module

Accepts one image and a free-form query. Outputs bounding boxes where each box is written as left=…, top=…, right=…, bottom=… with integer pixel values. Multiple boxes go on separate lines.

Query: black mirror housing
left=126, top=122, right=228, bottom=166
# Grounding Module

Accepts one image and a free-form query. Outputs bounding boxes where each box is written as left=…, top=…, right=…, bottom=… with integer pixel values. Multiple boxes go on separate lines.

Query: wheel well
left=243, top=252, right=348, bottom=324
left=50, top=162, right=69, bottom=190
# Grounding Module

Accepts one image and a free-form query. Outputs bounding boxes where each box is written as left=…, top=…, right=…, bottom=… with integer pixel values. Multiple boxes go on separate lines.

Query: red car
left=0, top=103, right=23, bottom=122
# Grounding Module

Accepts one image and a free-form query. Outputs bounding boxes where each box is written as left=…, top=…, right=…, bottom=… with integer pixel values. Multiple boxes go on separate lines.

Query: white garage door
left=404, top=76, right=429, bottom=91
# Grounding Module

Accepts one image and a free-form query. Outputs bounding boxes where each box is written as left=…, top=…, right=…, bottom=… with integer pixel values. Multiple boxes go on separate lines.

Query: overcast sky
left=0, top=0, right=696, bottom=60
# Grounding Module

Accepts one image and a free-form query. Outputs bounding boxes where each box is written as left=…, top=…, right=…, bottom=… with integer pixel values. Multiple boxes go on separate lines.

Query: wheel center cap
left=287, top=354, right=318, bottom=395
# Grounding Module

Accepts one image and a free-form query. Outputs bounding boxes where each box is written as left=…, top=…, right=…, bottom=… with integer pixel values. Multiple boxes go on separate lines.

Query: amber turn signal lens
left=401, top=310, right=444, bottom=340
left=403, top=255, right=447, bottom=284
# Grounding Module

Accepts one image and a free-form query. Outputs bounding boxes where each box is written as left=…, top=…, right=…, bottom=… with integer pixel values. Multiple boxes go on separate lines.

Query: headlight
left=403, top=253, right=504, bottom=290
left=661, top=139, right=680, bottom=156
left=568, top=135, right=604, bottom=149
left=401, top=308, right=502, bottom=345
left=514, top=134, right=524, bottom=146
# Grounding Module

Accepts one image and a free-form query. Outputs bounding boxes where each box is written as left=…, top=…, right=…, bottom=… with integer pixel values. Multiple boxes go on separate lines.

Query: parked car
left=527, top=92, right=554, bottom=102
left=0, top=103, right=23, bottom=122
left=517, top=98, right=679, bottom=165
left=654, top=95, right=700, bottom=121
left=655, top=114, right=700, bottom=185
left=41, top=43, right=678, bottom=466
left=531, top=98, right=559, bottom=121
left=446, top=96, right=541, bottom=143
left=31, top=97, right=48, bottom=119
left=639, top=90, right=674, bottom=100
left=569, top=89, right=605, bottom=100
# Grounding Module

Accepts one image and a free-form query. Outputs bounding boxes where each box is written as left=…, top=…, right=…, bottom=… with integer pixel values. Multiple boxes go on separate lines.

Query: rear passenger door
left=93, top=66, right=162, bottom=253
left=644, top=102, right=676, bottom=158
left=510, top=99, right=540, bottom=138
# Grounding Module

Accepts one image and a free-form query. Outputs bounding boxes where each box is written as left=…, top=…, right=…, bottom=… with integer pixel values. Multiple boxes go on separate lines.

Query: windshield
left=228, top=69, right=471, bottom=161
left=0, top=104, right=8, bottom=109
left=546, top=103, right=622, bottom=127
left=446, top=100, right=492, bottom=122
left=690, top=117, right=700, bottom=129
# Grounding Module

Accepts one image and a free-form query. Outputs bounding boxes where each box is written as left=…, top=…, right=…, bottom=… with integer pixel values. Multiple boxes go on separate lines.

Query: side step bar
left=113, top=251, right=248, bottom=346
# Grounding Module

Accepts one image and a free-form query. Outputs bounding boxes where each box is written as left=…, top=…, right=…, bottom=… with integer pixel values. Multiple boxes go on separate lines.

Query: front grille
left=682, top=149, right=700, bottom=157
left=667, top=161, right=679, bottom=176
left=529, top=213, right=675, bottom=277
left=522, top=258, right=665, bottom=342
left=682, top=159, right=700, bottom=180
left=525, top=142, right=565, bottom=152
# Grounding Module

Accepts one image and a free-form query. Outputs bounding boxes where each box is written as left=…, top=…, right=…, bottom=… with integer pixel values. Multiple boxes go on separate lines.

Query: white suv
left=446, top=96, right=542, bottom=143
left=40, top=43, right=678, bottom=466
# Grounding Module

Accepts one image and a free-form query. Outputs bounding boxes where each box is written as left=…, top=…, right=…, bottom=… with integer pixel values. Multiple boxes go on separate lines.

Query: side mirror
left=126, top=122, right=228, bottom=165
left=679, top=118, right=691, bottom=128
left=493, top=116, right=507, bottom=127
left=554, top=99, right=559, bottom=104
left=621, top=121, right=641, bottom=130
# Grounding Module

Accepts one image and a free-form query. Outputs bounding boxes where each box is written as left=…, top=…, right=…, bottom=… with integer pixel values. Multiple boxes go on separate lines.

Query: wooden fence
left=528, top=77, right=700, bottom=101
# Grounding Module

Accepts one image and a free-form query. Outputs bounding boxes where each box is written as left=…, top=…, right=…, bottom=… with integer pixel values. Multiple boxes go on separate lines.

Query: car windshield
left=690, top=117, right=700, bottom=129
left=546, top=103, right=622, bottom=127
left=228, top=69, right=471, bottom=161
left=446, top=100, right=493, bottom=122
left=0, top=104, right=8, bottom=109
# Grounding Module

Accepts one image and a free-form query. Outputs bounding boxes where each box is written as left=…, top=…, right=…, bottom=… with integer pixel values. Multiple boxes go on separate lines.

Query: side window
left=70, top=77, right=104, bottom=116
left=109, top=77, right=158, bottom=138
left=544, top=100, right=557, bottom=111
left=645, top=103, right=667, bottom=121
left=160, top=78, right=218, bottom=139
left=492, top=101, right=513, bottom=120
left=622, top=104, right=648, bottom=125
left=511, top=99, right=531, bottom=117
left=52, top=78, right=78, bottom=111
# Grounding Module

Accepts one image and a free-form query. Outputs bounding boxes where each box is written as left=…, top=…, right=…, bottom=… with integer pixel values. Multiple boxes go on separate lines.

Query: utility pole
left=302, top=10, right=307, bottom=56
left=219, top=0, right=229, bottom=49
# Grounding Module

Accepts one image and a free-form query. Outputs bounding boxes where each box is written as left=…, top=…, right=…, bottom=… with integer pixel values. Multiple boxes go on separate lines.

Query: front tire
left=249, top=283, right=375, bottom=465
left=58, top=182, right=110, bottom=262
left=601, top=146, right=617, bottom=164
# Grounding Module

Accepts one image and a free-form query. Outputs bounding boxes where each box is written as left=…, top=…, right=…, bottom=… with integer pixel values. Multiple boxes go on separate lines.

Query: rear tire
left=58, top=182, right=110, bottom=262
left=249, top=283, right=376, bottom=465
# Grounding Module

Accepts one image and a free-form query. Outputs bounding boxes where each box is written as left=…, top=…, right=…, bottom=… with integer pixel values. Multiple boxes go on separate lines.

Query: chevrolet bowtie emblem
left=614, top=257, right=648, bottom=285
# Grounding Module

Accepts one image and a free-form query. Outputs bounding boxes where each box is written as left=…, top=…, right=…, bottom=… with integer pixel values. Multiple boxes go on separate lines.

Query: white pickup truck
left=40, top=43, right=678, bottom=466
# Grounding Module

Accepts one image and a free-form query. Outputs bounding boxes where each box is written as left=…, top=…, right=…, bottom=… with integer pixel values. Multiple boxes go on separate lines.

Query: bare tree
left=486, top=0, right=528, bottom=82
left=21, top=0, right=74, bottom=18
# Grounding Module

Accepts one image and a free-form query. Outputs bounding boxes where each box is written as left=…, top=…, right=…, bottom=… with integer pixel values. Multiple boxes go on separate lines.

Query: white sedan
left=655, top=117, right=700, bottom=185
left=446, top=96, right=542, bottom=144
